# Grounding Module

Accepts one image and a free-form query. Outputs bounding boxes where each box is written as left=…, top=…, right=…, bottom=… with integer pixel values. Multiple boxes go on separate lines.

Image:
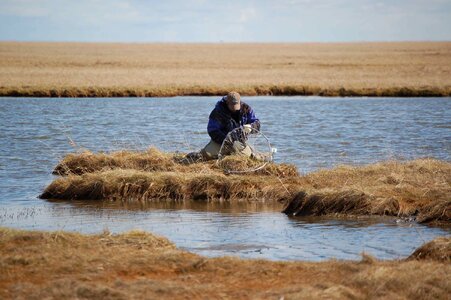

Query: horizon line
left=1, top=40, right=451, bottom=44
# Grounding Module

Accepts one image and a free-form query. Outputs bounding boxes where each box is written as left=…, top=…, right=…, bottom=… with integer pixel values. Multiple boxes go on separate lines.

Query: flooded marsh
left=0, top=96, right=450, bottom=261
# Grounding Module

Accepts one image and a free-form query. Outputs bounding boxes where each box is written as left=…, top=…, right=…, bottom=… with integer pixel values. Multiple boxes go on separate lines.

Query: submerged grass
left=41, top=148, right=451, bottom=224
left=0, top=227, right=450, bottom=299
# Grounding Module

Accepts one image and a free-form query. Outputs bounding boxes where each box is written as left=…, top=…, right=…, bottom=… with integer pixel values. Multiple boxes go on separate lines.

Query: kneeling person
left=200, top=91, right=260, bottom=160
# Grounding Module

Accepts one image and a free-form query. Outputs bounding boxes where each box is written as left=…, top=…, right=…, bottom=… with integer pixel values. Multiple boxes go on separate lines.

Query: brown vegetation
left=282, top=190, right=401, bottom=217
left=408, top=237, right=451, bottom=262
left=52, top=147, right=298, bottom=178
left=0, top=227, right=449, bottom=299
left=41, top=169, right=298, bottom=204
left=283, top=159, right=451, bottom=224
left=41, top=148, right=451, bottom=224
left=1, top=41, right=451, bottom=97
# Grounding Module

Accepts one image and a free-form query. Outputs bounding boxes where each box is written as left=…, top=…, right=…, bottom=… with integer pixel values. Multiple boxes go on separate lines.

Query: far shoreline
left=1, top=85, right=450, bottom=98
left=2, top=42, right=450, bottom=98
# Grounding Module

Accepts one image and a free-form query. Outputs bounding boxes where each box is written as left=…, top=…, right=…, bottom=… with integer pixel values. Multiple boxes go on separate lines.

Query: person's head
left=225, top=91, right=241, bottom=112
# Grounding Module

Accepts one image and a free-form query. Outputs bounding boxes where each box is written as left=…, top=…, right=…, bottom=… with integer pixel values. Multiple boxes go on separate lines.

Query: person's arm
left=208, top=117, right=227, bottom=144
left=246, top=108, right=260, bottom=131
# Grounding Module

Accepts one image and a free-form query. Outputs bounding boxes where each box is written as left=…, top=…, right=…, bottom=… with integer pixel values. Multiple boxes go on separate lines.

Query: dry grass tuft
left=282, top=190, right=400, bottom=217
left=40, top=169, right=297, bottom=204
left=1, top=227, right=450, bottom=299
left=53, top=147, right=180, bottom=175
left=408, top=237, right=451, bottom=262
left=217, top=155, right=267, bottom=173
left=1, top=41, right=451, bottom=97
left=52, top=147, right=295, bottom=178
left=218, top=155, right=299, bottom=176
left=416, top=199, right=451, bottom=223
left=285, top=159, right=451, bottom=223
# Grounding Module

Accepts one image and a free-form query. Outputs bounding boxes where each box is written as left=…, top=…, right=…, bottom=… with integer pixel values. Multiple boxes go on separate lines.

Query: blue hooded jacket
left=207, top=96, right=260, bottom=144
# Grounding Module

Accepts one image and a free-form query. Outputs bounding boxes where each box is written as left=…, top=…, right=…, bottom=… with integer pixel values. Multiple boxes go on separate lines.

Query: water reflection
left=45, top=198, right=285, bottom=213
left=1, top=200, right=449, bottom=261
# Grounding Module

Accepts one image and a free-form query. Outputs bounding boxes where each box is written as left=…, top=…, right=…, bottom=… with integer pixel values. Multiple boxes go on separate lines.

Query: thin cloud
left=0, top=0, right=450, bottom=42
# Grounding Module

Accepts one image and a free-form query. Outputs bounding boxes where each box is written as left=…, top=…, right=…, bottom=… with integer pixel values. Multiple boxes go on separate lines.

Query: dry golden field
left=0, top=227, right=449, bottom=299
left=1, top=41, right=451, bottom=97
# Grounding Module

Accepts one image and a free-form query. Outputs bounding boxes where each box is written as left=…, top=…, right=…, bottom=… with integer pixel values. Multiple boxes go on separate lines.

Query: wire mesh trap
left=217, top=127, right=276, bottom=174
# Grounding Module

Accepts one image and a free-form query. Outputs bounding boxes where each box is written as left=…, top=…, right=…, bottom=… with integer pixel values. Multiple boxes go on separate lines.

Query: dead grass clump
left=282, top=190, right=400, bottom=217
left=217, top=155, right=266, bottom=173
left=218, top=155, right=299, bottom=177
left=53, top=148, right=295, bottom=177
left=53, top=147, right=178, bottom=175
left=416, top=199, right=451, bottom=223
left=185, top=174, right=230, bottom=201
left=40, top=169, right=295, bottom=203
left=408, top=237, right=451, bottom=262
left=116, top=172, right=186, bottom=202
left=40, top=173, right=106, bottom=200
left=260, top=162, right=299, bottom=177
left=289, top=159, right=451, bottom=223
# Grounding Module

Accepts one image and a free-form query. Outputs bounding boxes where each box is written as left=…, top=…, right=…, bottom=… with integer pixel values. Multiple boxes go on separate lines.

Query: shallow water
left=0, top=96, right=450, bottom=261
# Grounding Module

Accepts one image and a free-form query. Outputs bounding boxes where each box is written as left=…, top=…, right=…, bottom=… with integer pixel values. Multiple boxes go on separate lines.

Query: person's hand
left=243, top=124, right=252, bottom=134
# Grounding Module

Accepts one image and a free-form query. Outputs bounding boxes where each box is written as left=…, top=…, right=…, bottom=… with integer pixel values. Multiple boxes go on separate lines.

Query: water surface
left=0, top=96, right=449, bottom=261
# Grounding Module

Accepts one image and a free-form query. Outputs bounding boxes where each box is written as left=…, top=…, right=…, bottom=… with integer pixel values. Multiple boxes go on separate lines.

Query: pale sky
left=0, top=0, right=450, bottom=42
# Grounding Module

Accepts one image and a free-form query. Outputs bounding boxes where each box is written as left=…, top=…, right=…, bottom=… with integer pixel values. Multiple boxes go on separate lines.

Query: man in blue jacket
left=200, top=91, right=260, bottom=160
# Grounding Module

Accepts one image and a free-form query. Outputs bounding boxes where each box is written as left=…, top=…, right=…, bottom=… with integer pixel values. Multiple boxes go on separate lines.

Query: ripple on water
left=0, top=96, right=450, bottom=260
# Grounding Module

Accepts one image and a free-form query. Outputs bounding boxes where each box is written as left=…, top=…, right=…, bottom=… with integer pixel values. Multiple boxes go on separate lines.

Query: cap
left=226, top=91, right=241, bottom=110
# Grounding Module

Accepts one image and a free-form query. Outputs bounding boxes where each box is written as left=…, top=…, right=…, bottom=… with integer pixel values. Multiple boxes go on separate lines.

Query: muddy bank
left=40, top=148, right=450, bottom=224
left=0, top=227, right=449, bottom=299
